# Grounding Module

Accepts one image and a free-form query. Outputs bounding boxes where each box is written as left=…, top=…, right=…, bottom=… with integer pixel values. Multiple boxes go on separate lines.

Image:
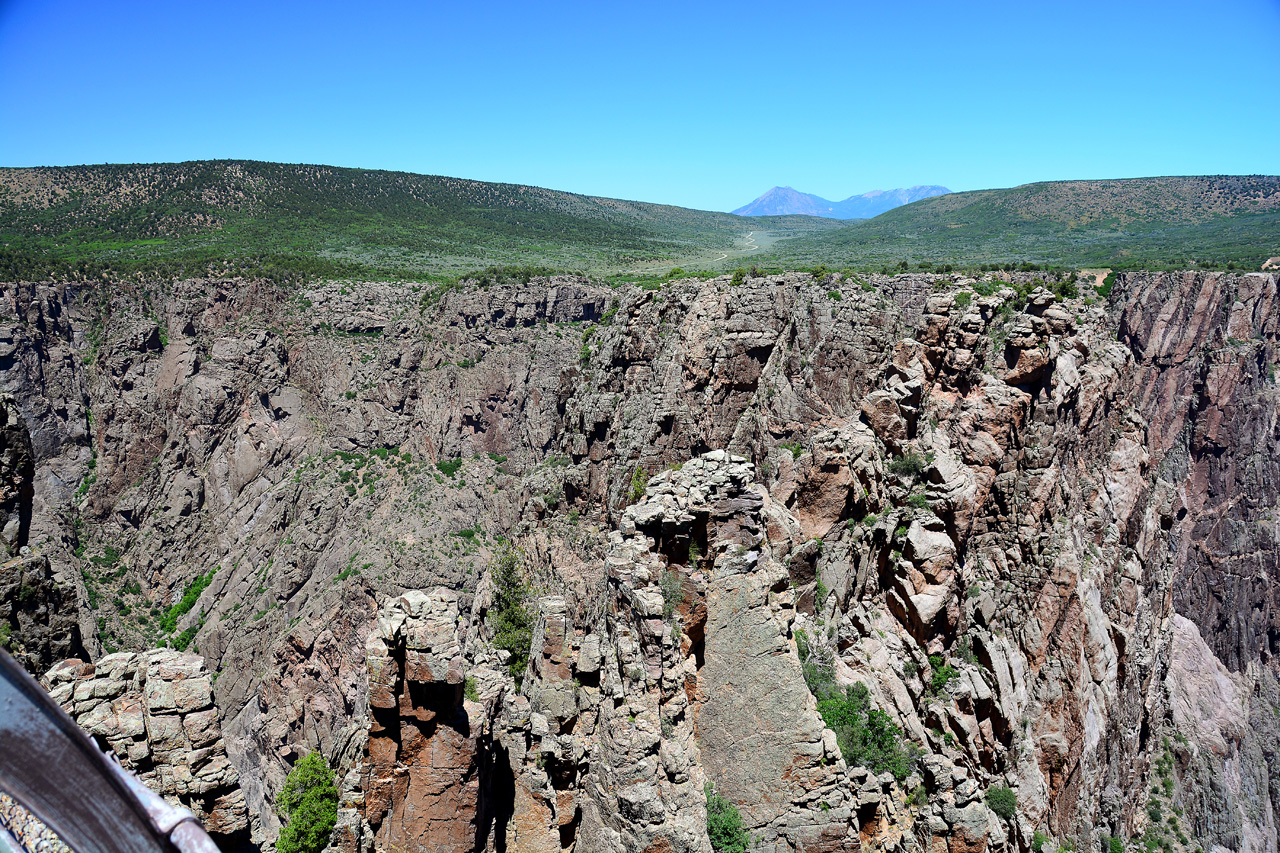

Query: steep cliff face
left=0, top=390, right=84, bottom=672
left=3, top=269, right=1278, bottom=853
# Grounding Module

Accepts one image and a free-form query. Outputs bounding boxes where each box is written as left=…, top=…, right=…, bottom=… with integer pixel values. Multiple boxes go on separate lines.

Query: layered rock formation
left=43, top=650, right=249, bottom=846
left=2, top=268, right=1276, bottom=853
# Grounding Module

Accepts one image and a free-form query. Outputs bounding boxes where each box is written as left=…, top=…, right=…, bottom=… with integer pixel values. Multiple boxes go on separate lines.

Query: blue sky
left=1, top=0, right=1277, bottom=211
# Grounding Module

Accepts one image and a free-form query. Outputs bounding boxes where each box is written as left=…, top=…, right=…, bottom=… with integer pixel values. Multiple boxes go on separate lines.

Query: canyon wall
left=1, top=269, right=1276, bottom=852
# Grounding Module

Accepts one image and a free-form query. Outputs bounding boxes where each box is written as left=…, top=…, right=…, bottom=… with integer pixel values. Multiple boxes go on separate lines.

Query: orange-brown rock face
left=362, top=590, right=479, bottom=853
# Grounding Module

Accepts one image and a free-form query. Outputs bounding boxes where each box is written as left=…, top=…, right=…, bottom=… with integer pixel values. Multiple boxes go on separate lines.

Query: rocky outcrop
left=0, top=391, right=82, bottom=673
left=43, top=650, right=249, bottom=847
left=361, top=589, right=478, bottom=852
left=0, top=394, right=34, bottom=555
left=641, top=454, right=857, bottom=852
left=1, top=553, right=83, bottom=674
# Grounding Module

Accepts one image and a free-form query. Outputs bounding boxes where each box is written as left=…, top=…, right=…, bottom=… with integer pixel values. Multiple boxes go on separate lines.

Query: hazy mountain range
left=733, top=184, right=952, bottom=219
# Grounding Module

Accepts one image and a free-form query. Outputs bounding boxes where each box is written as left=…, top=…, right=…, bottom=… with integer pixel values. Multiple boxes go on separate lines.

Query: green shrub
left=464, top=675, right=480, bottom=702
left=986, top=785, right=1017, bottom=820
left=1097, top=272, right=1116, bottom=298
left=731, top=268, right=746, bottom=286
left=795, top=629, right=835, bottom=695
left=780, top=441, right=804, bottom=459
left=629, top=467, right=649, bottom=503
left=276, top=752, right=338, bottom=853
left=16, top=583, right=38, bottom=607
left=158, top=570, right=215, bottom=635
left=799, top=634, right=920, bottom=779
left=827, top=289, right=842, bottom=301
left=1033, top=831, right=1050, bottom=853
left=172, top=624, right=199, bottom=652
left=930, top=663, right=958, bottom=693
left=90, top=545, right=121, bottom=568
left=436, top=458, right=463, bottom=478
left=705, top=783, right=751, bottom=853
left=1107, top=836, right=1124, bottom=853
left=488, top=543, right=533, bottom=685
left=816, top=682, right=921, bottom=781
left=887, top=452, right=928, bottom=479
left=1052, top=278, right=1078, bottom=299
left=907, top=493, right=930, bottom=510
left=953, top=291, right=972, bottom=308
left=814, top=579, right=829, bottom=606
left=660, top=568, right=684, bottom=621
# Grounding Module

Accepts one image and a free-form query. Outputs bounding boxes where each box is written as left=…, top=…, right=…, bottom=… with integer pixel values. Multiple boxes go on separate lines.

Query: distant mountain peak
left=733, top=184, right=951, bottom=219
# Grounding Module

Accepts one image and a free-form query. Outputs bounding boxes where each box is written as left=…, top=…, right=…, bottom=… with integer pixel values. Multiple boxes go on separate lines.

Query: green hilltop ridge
left=1, top=162, right=1276, bottom=282
left=0, top=160, right=837, bottom=282
left=759, top=175, right=1280, bottom=271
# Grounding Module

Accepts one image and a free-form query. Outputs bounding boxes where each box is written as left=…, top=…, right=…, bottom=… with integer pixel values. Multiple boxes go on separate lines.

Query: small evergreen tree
left=489, top=542, right=533, bottom=685
left=276, top=752, right=338, bottom=853
left=705, top=783, right=751, bottom=853
left=629, top=466, right=650, bottom=503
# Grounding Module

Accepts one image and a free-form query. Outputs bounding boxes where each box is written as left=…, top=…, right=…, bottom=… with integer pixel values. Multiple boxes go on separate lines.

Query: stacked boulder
left=43, top=650, right=248, bottom=842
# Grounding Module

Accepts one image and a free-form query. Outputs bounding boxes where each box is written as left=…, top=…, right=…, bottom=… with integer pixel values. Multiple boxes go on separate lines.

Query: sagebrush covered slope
left=764, top=175, right=1280, bottom=270
left=0, top=160, right=835, bottom=280
left=3, top=164, right=1278, bottom=284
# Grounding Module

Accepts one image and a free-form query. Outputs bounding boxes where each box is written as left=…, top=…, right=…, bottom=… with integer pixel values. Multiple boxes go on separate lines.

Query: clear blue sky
left=1, top=0, right=1277, bottom=212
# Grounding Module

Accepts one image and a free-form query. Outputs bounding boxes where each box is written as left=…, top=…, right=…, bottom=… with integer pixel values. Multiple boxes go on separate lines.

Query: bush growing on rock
left=816, top=682, right=921, bottom=781
left=436, top=458, right=463, bottom=478
left=795, top=629, right=834, bottom=690
left=660, top=568, right=684, bottom=620
left=929, top=658, right=958, bottom=693
left=629, top=467, right=649, bottom=503
left=887, top=451, right=928, bottom=479
left=797, top=634, right=920, bottom=780
left=1051, top=277, right=1078, bottom=299
left=1097, top=272, right=1116, bottom=297
left=488, top=543, right=533, bottom=685
left=986, top=785, right=1017, bottom=820
left=705, top=783, right=751, bottom=853
left=276, top=752, right=338, bottom=853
